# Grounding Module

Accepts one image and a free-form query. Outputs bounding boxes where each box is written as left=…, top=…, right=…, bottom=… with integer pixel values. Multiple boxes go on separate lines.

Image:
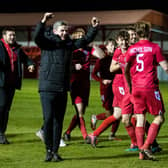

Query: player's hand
left=102, top=79, right=112, bottom=85
left=41, top=12, right=55, bottom=23
left=91, top=17, right=99, bottom=27
left=75, top=64, right=82, bottom=70
left=28, top=65, right=35, bottom=72
left=92, top=44, right=105, bottom=59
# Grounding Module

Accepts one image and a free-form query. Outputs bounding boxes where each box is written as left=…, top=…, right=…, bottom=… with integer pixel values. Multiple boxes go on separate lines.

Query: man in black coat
left=0, top=27, right=35, bottom=144
left=34, top=12, right=99, bottom=162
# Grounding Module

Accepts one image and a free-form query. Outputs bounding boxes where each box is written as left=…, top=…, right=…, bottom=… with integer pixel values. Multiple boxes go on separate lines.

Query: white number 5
left=136, top=54, right=144, bottom=72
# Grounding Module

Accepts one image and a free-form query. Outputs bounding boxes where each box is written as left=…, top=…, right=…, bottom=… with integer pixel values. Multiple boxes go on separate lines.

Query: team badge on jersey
left=119, top=87, right=125, bottom=95
left=154, top=91, right=161, bottom=101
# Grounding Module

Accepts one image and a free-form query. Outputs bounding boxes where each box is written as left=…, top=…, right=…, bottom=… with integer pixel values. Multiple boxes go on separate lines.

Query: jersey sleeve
left=91, top=59, right=102, bottom=82
left=112, top=48, right=121, bottom=62
left=90, top=47, right=95, bottom=55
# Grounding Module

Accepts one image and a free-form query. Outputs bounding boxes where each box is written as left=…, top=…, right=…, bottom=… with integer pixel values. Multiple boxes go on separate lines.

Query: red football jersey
left=118, top=52, right=130, bottom=93
left=112, top=47, right=124, bottom=86
left=126, top=40, right=165, bottom=89
left=70, top=48, right=91, bottom=83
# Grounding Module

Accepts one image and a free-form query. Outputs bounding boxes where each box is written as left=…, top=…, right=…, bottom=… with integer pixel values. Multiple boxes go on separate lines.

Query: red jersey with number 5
left=126, top=40, right=165, bottom=89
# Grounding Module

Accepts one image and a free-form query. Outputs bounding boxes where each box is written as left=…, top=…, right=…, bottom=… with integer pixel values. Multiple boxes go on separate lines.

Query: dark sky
left=1, top=0, right=168, bottom=14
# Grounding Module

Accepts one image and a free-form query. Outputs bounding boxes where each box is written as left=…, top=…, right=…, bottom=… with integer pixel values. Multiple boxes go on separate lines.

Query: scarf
left=1, top=38, right=17, bottom=72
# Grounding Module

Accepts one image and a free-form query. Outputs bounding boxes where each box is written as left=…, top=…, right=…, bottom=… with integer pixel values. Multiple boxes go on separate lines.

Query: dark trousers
left=40, top=91, right=67, bottom=153
left=0, top=87, right=15, bottom=134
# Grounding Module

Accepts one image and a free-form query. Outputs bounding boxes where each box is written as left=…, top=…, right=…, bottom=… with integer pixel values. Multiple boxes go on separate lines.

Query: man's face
left=106, top=41, right=115, bottom=54
left=53, top=25, right=69, bottom=40
left=72, top=31, right=85, bottom=40
left=3, top=30, right=16, bottom=45
left=116, top=37, right=129, bottom=52
left=128, top=30, right=137, bottom=45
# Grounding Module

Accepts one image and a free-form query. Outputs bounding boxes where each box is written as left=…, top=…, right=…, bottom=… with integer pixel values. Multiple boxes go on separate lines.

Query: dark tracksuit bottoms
left=40, top=91, right=67, bottom=153
left=0, top=87, right=15, bottom=134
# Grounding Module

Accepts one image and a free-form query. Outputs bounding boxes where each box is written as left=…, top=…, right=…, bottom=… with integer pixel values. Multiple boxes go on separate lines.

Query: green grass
left=0, top=79, right=168, bottom=168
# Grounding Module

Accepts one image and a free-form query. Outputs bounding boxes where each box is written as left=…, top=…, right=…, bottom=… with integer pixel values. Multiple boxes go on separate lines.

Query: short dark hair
left=126, top=24, right=136, bottom=31
left=105, top=38, right=116, bottom=47
left=2, top=26, right=16, bottom=35
left=116, top=29, right=130, bottom=41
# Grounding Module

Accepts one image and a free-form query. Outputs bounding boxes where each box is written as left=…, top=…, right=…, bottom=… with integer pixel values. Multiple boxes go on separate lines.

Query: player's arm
left=91, top=59, right=102, bottom=82
left=155, top=44, right=168, bottom=74
left=159, top=60, right=168, bottom=74
left=125, top=62, right=132, bottom=93
left=91, top=45, right=105, bottom=59
left=109, top=59, right=120, bottom=72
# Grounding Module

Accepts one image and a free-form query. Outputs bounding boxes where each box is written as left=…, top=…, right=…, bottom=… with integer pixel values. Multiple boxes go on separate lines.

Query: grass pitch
left=0, top=79, right=168, bottom=168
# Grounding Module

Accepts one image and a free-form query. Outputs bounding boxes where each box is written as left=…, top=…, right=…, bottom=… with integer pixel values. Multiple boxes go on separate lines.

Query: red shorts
left=132, top=88, right=165, bottom=115
left=112, top=85, right=125, bottom=108
left=100, top=83, right=113, bottom=111
left=121, top=92, right=134, bottom=115
left=70, top=80, right=90, bottom=106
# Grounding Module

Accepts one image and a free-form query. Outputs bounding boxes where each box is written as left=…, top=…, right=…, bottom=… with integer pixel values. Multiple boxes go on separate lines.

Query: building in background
left=0, top=9, right=167, bottom=80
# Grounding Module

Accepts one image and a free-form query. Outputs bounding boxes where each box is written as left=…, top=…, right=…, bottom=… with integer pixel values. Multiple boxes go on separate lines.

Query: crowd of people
left=0, top=12, right=168, bottom=162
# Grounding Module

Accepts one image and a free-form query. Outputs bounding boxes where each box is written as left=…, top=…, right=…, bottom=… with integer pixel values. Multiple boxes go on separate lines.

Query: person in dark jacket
left=34, top=12, right=99, bottom=162
left=0, top=27, right=35, bottom=144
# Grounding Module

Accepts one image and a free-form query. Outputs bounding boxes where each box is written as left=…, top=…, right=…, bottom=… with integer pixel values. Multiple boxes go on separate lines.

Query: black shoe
left=52, top=153, right=63, bottom=162
left=63, top=132, right=71, bottom=141
left=0, top=134, right=10, bottom=144
left=4, top=138, right=10, bottom=144
left=45, top=150, right=53, bottom=162
left=151, top=145, right=162, bottom=153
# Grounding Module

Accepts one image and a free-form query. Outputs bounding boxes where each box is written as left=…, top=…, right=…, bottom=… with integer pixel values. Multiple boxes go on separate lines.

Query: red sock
left=142, top=123, right=159, bottom=150
left=93, top=115, right=117, bottom=136
left=135, top=127, right=145, bottom=149
left=125, top=125, right=137, bottom=145
left=131, top=116, right=136, bottom=128
left=96, top=113, right=107, bottom=120
left=66, top=115, right=78, bottom=134
left=79, top=117, right=87, bottom=139
left=111, top=119, right=120, bottom=134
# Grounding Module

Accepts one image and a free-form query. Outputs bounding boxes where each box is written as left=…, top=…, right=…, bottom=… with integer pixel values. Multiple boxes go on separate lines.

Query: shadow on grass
left=64, top=153, right=137, bottom=161
left=5, top=133, right=168, bottom=148
left=155, top=149, right=168, bottom=156
left=6, top=132, right=42, bottom=144
left=157, top=135, right=168, bottom=139
left=64, top=149, right=168, bottom=161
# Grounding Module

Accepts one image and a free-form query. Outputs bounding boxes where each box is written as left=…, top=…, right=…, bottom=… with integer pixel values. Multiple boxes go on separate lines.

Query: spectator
left=0, top=27, right=35, bottom=144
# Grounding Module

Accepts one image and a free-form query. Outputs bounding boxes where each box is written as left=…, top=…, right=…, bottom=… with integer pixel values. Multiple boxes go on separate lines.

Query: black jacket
left=0, top=41, right=34, bottom=90
left=34, top=22, right=98, bottom=92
